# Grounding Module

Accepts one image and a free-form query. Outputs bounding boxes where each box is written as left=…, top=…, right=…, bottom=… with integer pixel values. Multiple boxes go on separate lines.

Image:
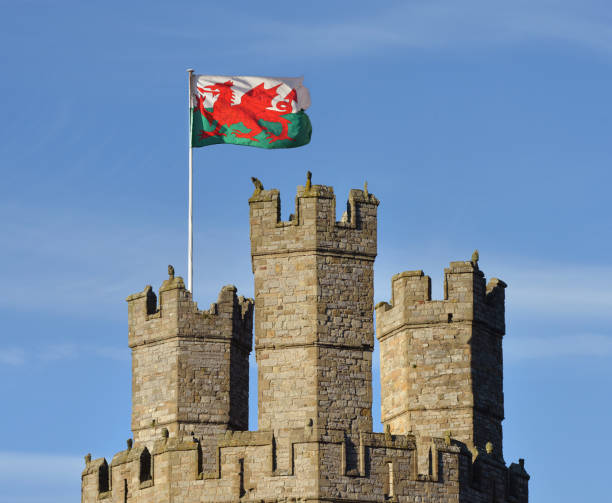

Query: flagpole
left=187, top=68, right=194, bottom=294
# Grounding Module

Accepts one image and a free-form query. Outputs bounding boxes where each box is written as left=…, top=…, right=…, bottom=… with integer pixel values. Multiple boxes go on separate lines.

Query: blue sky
left=1, top=0, right=611, bottom=501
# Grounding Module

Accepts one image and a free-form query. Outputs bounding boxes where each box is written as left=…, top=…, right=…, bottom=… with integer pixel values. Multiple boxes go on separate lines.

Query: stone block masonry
left=82, top=175, right=529, bottom=503
left=249, top=182, right=378, bottom=436
left=127, top=273, right=253, bottom=445
left=375, top=263, right=507, bottom=458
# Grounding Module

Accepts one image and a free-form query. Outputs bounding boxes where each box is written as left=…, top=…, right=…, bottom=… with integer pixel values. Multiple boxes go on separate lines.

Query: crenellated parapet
left=82, top=427, right=527, bottom=503
left=376, top=258, right=508, bottom=461
left=375, top=261, right=506, bottom=335
left=126, top=269, right=253, bottom=444
left=249, top=180, right=379, bottom=262
left=127, top=276, right=253, bottom=351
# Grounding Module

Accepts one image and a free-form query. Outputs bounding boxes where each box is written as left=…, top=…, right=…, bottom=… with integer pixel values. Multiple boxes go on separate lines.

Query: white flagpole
left=187, top=68, right=194, bottom=294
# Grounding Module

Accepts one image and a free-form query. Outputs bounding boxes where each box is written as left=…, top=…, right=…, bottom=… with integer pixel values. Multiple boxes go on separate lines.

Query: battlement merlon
left=249, top=183, right=379, bottom=265
left=127, top=279, right=254, bottom=351
left=375, top=262, right=507, bottom=337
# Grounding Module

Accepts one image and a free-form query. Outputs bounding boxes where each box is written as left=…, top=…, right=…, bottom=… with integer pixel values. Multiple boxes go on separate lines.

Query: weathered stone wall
left=249, top=182, right=378, bottom=434
left=81, top=429, right=529, bottom=503
left=82, top=178, right=530, bottom=503
left=127, top=276, right=253, bottom=444
left=376, top=262, right=507, bottom=458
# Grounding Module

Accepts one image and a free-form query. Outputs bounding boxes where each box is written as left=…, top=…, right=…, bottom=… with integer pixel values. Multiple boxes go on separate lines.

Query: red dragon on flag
left=190, top=75, right=312, bottom=149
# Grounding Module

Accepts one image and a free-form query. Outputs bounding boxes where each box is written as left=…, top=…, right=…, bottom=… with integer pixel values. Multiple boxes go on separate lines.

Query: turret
left=126, top=268, right=253, bottom=444
left=375, top=259, right=507, bottom=459
left=249, top=175, right=379, bottom=434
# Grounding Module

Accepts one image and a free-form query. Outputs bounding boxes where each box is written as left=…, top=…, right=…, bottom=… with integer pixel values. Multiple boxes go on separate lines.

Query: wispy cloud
left=242, top=0, right=612, bottom=58
left=38, top=344, right=78, bottom=362
left=93, top=346, right=129, bottom=362
left=0, top=348, right=26, bottom=366
left=0, top=451, right=81, bottom=503
left=500, top=263, right=612, bottom=319
left=505, top=333, right=612, bottom=359
left=0, top=451, right=82, bottom=483
left=0, top=201, right=252, bottom=320
left=0, top=344, right=128, bottom=367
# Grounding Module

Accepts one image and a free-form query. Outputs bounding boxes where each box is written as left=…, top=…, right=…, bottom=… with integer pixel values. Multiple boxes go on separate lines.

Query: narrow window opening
left=238, top=458, right=245, bottom=497
left=197, top=441, right=203, bottom=476
left=98, top=460, right=109, bottom=493
left=271, top=435, right=277, bottom=472
left=140, top=448, right=152, bottom=483
left=145, top=288, right=157, bottom=315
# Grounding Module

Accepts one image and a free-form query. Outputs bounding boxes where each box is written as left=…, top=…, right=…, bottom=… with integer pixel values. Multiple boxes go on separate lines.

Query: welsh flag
left=190, top=75, right=312, bottom=149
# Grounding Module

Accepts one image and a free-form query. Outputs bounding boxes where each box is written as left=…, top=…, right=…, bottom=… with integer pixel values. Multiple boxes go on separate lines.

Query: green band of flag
left=191, top=108, right=312, bottom=149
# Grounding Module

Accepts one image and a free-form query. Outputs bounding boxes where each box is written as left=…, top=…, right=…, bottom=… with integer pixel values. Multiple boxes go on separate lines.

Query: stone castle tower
left=81, top=177, right=529, bottom=503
